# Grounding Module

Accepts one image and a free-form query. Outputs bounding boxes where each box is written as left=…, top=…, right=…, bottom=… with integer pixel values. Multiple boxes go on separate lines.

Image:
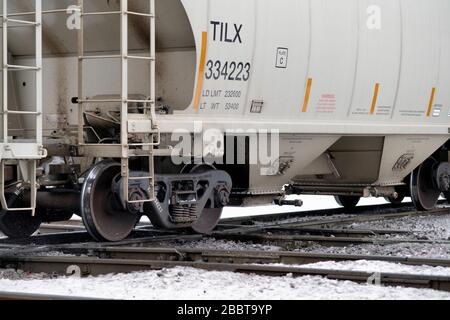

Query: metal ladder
left=0, top=0, right=45, bottom=213
left=77, top=0, right=158, bottom=204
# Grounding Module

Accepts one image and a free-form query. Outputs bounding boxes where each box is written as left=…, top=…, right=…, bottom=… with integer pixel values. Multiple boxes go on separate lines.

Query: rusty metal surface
left=0, top=291, right=101, bottom=300
left=0, top=204, right=450, bottom=295
left=213, top=233, right=450, bottom=249
left=45, top=247, right=450, bottom=269
left=1, top=254, right=450, bottom=293
left=0, top=203, right=448, bottom=249
left=219, top=202, right=422, bottom=225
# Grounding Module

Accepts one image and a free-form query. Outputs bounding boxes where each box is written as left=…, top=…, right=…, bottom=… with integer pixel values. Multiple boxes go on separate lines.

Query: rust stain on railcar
left=128, top=1, right=152, bottom=49
left=14, top=1, right=67, bottom=54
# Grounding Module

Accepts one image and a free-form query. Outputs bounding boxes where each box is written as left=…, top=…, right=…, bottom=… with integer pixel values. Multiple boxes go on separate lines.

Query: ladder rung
left=83, top=11, right=121, bottom=17
left=0, top=9, right=69, bottom=18
left=5, top=18, right=39, bottom=26
left=127, top=55, right=155, bottom=61
left=127, top=11, right=155, bottom=18
left=128, top=176, right=153, bottom=181
left=128, top=142, right=159, bottom=147
left=79, top=55, right=155, bottom=61
left=0, top=13, right=35, bottom=18
left=81, top=11, right=154, bottom=18
left=4, top=65, right=40, bottom=71
left=5, top=207, right=36, bottom=212
left=3, top=110, right=41, bottom=115
left=41, top=9, right=73, bottom=15
left=79, top=55, right=122, bottom=60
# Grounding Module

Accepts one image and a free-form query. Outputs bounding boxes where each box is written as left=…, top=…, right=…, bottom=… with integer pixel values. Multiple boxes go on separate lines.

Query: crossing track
left=1, top=203, right=450, bottom=298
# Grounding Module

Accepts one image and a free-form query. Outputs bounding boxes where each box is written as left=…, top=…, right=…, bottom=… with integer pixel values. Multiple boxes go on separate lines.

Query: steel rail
left=220, top=202, right=424, bottom=225
left=0, top=291, right=101, bottom=300
left=33, top=205, right=450, bottom=241
left=212, top=233, right=450, bottom=248
left=214, top=207, right=450, bottom=236
left=0, top=254, right=450, bottom=292
left=52, top=246, right=450, bottom=268
left=0, top=203, right=447, bottom=258
left=0, top=206, right=445, bottom=250
left=254, top=226, right=411, bottom=237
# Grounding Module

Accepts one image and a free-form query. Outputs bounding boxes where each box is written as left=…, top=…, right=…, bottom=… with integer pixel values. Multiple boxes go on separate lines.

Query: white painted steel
left=1, top=0, right=450, bottom=199
left=0, top=0, right=45, bottom=212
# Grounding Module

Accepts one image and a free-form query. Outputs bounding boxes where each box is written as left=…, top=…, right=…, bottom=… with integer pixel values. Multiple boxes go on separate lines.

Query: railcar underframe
left=0, top=0, right=449, bottom=242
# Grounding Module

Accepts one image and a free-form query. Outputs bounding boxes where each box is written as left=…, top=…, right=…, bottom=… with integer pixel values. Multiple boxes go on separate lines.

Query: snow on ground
left=348, top=213, right=450, bottom=241
left=299, top=260, right=450, bottom=277
left=253, top=213, right=357, bottom=227
left=0, top=267, right=449, bottom=300
left=301, top=243, right=450, bottom=259
left=221, top=195, right=390, bottom=219
left=2, top=196, right=450, bottom=299
left=171, top=237, right=450, bottom=260
left=164, top=238, right=282, bottom=252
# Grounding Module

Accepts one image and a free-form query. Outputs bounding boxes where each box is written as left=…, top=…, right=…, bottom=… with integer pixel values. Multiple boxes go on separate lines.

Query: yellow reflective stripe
left=302, top=78, right=313, bottom=113
left=370, top=83, right=380, bottom=115
left=426, top=87, right=436, bottom=117
left=193, top=32, right=208, bottom=110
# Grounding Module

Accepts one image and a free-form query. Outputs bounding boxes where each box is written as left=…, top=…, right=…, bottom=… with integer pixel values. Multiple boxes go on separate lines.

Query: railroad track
left=52, top=246, right=450, bottom=268
left=0, top=204, right=448, bottom=257
left=30, top=202, right=440, bottom=238
left=219, top=202, right=441, bottom=225
left=217, top=206, right=450, bottom=232
left=38, top=224, right=86, bottom=234
left=209, top=206, right=450, bottom=249
left=14, top=204, right=448, bottom=248
left=1, top=203, right=450, bottom=299
left=1, top=247, right=450, bottom=293
left=0, top=291, right=99, bottom=300
left=212, top=233, right=450, bottom=249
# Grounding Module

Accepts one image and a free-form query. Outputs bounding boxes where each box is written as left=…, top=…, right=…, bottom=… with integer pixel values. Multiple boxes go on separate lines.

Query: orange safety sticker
left=370, top=83, right=380, bottom=115
left=302, top=78, right=313, bottom=113
left=193, top=32, right=208, bottom=110
left=426, top=87, right=436, bottom=117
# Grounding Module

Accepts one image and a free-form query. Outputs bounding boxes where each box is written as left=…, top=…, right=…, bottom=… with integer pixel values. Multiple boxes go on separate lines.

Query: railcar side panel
left=349, top=0, right=402, bottom=120
left=393, top=0, right=441, bottom=122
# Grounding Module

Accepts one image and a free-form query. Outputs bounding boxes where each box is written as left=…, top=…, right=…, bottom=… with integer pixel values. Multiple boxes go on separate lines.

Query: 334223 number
left=205, top=60, right=251, bottom=81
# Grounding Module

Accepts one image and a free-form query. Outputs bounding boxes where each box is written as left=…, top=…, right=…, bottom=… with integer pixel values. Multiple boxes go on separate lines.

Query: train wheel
left=384, top=196, right=405, bottom=205
left=191, top=208, right=223, bottom=234
left=410, top=159, right=440, bottom=211
left=189, top=165, right=223, bottom=234
left=81, top=160, right=139, bottom=242
left=0, top=210, right=41, bottom=239
left=334, top=195, right=360, bottom=210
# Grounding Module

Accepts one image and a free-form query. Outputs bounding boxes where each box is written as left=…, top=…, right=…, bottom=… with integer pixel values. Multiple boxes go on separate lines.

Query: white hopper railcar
left=0, top=0, right=449, bottom=241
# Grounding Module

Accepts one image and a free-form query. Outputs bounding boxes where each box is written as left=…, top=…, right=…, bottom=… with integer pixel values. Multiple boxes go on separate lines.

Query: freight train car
left=0, top=0, right=449, bottom=241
